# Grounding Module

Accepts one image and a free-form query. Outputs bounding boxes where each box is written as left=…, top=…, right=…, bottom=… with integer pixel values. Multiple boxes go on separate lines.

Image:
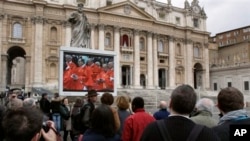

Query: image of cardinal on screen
left=63, top=53, right=114, bottom=92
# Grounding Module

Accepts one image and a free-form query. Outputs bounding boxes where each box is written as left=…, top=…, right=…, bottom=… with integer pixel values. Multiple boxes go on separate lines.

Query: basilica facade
left=0, top=0, right=210, bottom=93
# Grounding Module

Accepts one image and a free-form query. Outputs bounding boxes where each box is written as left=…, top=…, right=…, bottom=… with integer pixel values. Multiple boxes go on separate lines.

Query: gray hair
left=196, top=98, right=214, bottom=113
left=23, top=98, right=36, bottom=108
left=159, top=101, right=167, bottom=109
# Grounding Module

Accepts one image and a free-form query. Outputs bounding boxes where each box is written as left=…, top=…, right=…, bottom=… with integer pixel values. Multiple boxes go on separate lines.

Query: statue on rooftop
left=68, top=3, right=90, bottom=48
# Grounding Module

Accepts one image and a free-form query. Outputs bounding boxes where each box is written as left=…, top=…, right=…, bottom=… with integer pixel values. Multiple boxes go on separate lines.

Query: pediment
left=98, top=1, right=155, bottom=21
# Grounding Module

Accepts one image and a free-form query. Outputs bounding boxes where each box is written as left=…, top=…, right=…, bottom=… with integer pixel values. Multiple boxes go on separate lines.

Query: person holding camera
left=1, top=107, right=57, bottom=141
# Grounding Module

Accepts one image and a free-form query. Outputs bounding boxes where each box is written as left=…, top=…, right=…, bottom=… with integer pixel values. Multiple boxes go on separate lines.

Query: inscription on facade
left=44, top=8, right=63, bottom=15
left=103, top=15, right=151, bottom=27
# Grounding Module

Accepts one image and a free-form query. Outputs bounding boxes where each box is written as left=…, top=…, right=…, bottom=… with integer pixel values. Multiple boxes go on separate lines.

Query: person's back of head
left=196, top=98, right=214, bottom=114
left=116, top=95, right=129, bottom=110
left=9, top=98, right=23, bottom=110
left=101, top=92, right=114, bottom=106
left=23, top=98, right=36, bottom=108
left=217, top=87, right=244, bottom=114
left=91, top=104, right=116, bottom=138
left=41, top=93, right=48, bottom=99
left=159, top=101, right=167, bottom=110
left=170, top=84, right=197, bottom=115
left=2, top=107, right=43, bottom=141
left=132, top=97, right=144, bottom=111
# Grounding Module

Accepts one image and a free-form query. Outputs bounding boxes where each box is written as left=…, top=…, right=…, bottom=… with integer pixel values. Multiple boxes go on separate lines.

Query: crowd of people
left=63, top=55, right=114, bottom=91
left=0, top=85, right=250, bottom=141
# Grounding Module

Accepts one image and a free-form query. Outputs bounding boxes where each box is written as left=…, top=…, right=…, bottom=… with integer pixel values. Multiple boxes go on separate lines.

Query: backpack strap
left=186, top=124, right=204, bottom=141
left=156, top=120, right=173, bottom=141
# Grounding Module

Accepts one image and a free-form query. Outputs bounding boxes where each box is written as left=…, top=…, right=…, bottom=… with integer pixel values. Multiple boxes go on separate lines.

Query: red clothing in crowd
left=122, top=108, right=155, bottom=141
left=63, top=61, right=77, bottom=90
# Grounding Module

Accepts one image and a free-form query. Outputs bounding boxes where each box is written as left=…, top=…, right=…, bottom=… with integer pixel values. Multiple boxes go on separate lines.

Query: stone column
left=153, top=33, right=159, bottom=88
left=186, top=39, right=193, bottom=87
left=0, top=15, right=3, bottom=91
left=64, top=21, right=71, bottom=46
left=204, top=44, right=210, bottom=89
left=133, top=29, right=140, bottom=88
left=32, top=16, right=44, bottom=87
left=1, top=54, right=8, bottom=91
left=25, top=56, right=31, bottom=92
left=168, top=36, right=175, bottom=88
left=114, top=26, right=120, bottom=88
left=147, top=32, right=154, bottom=89
left=90, top=24, right=96, bottom=49
left=98, top=24, right=105, bottom=50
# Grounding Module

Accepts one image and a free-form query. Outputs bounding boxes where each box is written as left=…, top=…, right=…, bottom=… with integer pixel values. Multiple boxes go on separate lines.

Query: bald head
left=196, top=98, right=214, bottom=113
left=159, top=101, right=167, bottom=109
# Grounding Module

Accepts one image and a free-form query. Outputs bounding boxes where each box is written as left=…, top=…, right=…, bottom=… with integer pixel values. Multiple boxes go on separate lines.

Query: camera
left=39, top=122, right=49, bottom=141
left=42, top=121, right=50, bottom=132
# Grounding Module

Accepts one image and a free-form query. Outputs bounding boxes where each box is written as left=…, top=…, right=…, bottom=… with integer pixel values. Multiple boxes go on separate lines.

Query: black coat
left=140, top=116, right=220, bottom=141
left=212, top=118, right=250, bottom=141
left=39, top=98, right=51, bottom=114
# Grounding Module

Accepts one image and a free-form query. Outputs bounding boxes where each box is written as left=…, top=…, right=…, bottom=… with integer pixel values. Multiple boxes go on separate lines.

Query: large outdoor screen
left=59, top=47, right=117, bottom=96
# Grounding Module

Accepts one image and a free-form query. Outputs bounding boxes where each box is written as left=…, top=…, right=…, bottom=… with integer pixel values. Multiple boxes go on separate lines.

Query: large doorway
left=140, top=74, right=146, bottom=88
left=7, top=46, right=26, bottom=87
left=193, top=63, right=203, bottom=89
left=158, top=69, right=166, bottom=89
left=121, top=65, right=131, bottom=87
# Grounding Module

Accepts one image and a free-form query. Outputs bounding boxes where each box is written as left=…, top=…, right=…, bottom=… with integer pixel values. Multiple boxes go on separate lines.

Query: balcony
left=158, top=52, right=168, bottom=59
left=8, top=37, right=26, bottom=44
left=120, top=46, right=133, bottom=53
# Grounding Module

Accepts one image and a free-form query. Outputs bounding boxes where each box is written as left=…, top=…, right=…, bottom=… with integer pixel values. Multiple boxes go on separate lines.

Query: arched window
left=139, top=37, right=145, bottom=51
left=158, top=40, right=164, bottom=52
left=13, top=23, right=22, bottom=39
left=50, top=63, right=56, bottom=78
left=121, top=34, right=129, bottom=47
left=51, top=27, right=57, bottom=41
left=105, top=32, right=111, bottom=47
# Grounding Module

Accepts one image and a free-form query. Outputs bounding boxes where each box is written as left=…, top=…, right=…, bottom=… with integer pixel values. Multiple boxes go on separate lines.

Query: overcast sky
left=156, top=0, right=250, bottom=36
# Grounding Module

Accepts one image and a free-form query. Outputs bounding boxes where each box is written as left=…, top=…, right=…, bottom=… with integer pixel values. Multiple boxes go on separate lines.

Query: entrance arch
left=158, top=69, right=166, bottom=89
left=7, top=46, right=26, bottom=86
left=121, top=65, right=131, bottom=87
left=140, top=74, right=146, bottom=87
left=193, top=63, right=203, bottom=89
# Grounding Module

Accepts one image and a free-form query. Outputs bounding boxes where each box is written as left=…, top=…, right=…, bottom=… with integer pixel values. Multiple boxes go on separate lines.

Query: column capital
left=147, top=31, right=153, bottom=37
left=63, top=21, right=71, bottom=27
left=134, top=29, right=140, bottom=35
left=114, top=26, right=120, bottom=32
left=98, top=24, right=105, bottom=30
left=90, top=23, right=96, bottom=29
left=1, top=54, right=8, bottom=61
left=185, top=39, right=193, bottom=44
left=31, top=16, right=44, bottom=24
left=204, top=42, right=209, bottom=48
left=168, top=36, right=175, bottom=41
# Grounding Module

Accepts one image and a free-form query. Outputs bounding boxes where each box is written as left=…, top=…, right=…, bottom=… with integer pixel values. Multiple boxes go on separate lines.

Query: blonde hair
left=116, top=95, right=129, bottom=110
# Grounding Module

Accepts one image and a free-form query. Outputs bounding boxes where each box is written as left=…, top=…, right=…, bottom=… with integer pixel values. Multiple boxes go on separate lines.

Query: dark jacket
left=0, top=105, right=6, bottom=141
left=117, top=109, right=131, bottom=135
left=83, top=129, right=120, bottom=141
left=39, top=98, right=51, bottom=114
left=153, top=109, right=170, bottom=120
left=50, top=98, right=61, bottom=113
left=212, top=117, right=250, bottom=141
left=140, top=116, right=220, bottom=141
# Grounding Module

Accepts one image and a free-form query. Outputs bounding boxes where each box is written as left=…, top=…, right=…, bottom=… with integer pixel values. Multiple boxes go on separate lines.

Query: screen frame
left=59, top=46, right=117, bottom=96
